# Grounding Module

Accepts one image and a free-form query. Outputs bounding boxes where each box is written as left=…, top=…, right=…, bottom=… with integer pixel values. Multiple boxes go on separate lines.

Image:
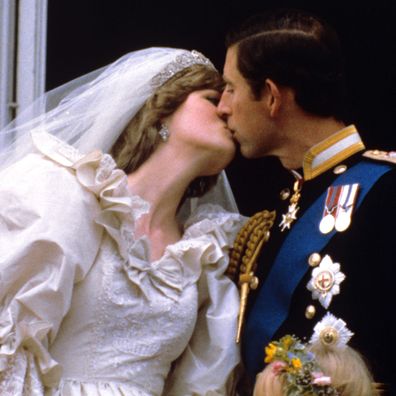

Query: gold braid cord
left=227, top=209, right=276, bottom=343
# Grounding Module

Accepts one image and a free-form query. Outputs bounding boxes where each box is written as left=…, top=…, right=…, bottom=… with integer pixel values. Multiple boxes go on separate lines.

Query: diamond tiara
left=150, top=50, right=216, bottom=87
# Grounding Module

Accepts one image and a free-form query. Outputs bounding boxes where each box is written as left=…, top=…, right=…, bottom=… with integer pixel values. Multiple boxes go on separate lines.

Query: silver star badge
left=307, top=254, right=346, bottom=309
left=310, top=312, right=354, bottom=348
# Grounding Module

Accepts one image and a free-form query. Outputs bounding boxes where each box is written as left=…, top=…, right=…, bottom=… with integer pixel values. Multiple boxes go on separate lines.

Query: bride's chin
left=202, top=153, right=236, bottom=176
left=222, top=144, right=237, bottom=163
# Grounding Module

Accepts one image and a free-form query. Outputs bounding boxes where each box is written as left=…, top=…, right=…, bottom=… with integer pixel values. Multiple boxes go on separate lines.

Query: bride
left=0, top=47, right=245, bottom=395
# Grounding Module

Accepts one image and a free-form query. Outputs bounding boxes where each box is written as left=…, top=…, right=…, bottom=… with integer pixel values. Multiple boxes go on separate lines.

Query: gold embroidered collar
left=303, top=125, right=365, bottom=181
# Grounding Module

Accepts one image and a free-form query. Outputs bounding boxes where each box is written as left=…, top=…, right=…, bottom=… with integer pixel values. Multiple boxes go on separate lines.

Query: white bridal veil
left=0, top=47, right=238, bottom=215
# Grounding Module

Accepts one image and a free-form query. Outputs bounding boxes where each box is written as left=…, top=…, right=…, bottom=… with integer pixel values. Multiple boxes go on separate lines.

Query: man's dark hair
left=226, top=9, right=348, bottom=120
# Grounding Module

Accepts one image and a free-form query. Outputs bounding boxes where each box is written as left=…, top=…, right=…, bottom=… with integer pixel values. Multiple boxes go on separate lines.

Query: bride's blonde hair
left=111, top=64, right=224, bottom=198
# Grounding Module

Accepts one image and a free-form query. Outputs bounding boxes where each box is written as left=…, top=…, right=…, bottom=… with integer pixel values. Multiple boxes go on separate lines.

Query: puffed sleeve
left=0, top=153, right=103, bottom=394
left=164, top=204, right=247, bottom=396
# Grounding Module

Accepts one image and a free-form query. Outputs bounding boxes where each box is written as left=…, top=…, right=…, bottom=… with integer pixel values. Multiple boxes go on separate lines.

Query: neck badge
left=279, top=172, right=303, bottom=232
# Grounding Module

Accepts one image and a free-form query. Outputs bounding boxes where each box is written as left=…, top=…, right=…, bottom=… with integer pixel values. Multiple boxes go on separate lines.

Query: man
left=218, top=9, right=394, bottom=394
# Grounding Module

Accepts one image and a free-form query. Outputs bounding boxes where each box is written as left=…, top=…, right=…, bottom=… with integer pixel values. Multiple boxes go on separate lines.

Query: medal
left=306, top=254, right=346, bottom=309
left=334, top=183, right=359, bottom=232
left=319, top=214, right=335, bottom=234
left=319, top=186, right=342, bottom=234
left=279, top=171, right=303, bottom=232
left=279, top=203, right=299, bottom=231
left=319, top=183, right=359, bottom=234
left=334, top=210, right=351, bottom=232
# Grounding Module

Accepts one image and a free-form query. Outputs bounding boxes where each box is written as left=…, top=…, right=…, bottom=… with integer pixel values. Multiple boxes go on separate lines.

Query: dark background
left=46, top=1, right=396, bottom=215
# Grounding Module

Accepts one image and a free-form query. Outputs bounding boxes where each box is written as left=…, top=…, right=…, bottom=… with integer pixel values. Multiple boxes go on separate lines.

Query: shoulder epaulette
left=362, top=149, right=396, bottom=165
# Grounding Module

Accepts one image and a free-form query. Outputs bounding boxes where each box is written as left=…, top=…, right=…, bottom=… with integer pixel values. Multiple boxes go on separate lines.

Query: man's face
left=217, top=45, right=278, bottom=159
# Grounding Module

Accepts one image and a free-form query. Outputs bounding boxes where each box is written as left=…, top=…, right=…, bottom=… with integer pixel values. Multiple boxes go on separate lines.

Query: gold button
left=249, top=276, right=259, bottom=290
left=320, top=327, right=339, bottom=345
left=333, top=164, right=347, bottom=175
left=308, top=252, right=321, bottom=267
left=280, top=188, right=290, bottom=200
left=305, top=305, right=316, bottom=319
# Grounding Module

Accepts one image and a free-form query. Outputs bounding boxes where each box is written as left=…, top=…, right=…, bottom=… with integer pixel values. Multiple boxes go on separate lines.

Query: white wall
left=0, top=0, right=47, bottom=145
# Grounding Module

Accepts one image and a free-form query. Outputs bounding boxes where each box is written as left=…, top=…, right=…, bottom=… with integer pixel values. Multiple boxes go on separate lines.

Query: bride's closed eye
left=206, top=96, right=220, bottom=105
left=205, top=90, right=221, bottom=104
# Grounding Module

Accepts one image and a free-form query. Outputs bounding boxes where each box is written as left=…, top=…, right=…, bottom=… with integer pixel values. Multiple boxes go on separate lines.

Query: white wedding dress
left=0, top=133, right=245, bottom=395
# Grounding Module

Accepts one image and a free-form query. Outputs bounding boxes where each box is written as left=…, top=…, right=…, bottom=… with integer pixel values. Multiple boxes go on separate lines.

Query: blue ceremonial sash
left=243, top=160, right=392, bottom=376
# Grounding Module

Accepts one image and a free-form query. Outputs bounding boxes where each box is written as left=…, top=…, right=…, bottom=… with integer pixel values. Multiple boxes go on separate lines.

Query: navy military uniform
left=241, top=125, right=395, bottom=394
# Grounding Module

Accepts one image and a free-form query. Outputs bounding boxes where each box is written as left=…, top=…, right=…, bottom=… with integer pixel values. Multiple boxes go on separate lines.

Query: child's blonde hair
left=308, top=342, right=377, bottom=396
left=253, top=337, right=378, bottom=396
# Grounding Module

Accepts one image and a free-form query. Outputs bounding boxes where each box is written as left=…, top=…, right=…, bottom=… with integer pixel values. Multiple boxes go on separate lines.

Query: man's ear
left=262, top=78, right=282, bottom=117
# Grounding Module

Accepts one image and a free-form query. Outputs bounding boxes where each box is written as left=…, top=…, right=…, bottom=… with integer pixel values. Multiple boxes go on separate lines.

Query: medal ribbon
left=337, top=183, right=359, bottom=215
left=322, top=185, right=342, bottom=217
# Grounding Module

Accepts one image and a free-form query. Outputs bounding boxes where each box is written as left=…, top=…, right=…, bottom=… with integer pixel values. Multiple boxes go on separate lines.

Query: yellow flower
left=281, top=335, right=294, bottom=349
left=291, top=357, right=302, bottom=370
left=264, top=343, right=277, bottom=363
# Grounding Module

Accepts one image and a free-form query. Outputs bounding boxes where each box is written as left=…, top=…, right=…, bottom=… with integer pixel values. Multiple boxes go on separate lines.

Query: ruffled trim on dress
left=184, top=203, right=242, bottom=250
left=121, top=203, right=242, bottom=302
left=0, top=327, right=60, bottom=393
left=123, top=237, right=184, bottom=301
left=31, top=131, right=149, bottom=260
left=181, top=203, right=243, bottom=272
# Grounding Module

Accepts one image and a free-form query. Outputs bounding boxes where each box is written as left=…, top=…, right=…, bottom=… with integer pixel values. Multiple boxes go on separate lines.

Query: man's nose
left=216, top=95, right=231, bottom=118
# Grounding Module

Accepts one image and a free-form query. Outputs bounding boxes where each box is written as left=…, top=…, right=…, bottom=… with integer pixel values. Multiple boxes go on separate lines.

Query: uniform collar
left=302, top=125, right=365, bottom=181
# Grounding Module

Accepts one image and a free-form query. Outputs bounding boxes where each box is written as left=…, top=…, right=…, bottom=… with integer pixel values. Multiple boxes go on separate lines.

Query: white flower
left=310, top=312, right=354, bottom=349
left=312, top=375, right=332, bottom=386
left=306, top=254, right=345, bottom=309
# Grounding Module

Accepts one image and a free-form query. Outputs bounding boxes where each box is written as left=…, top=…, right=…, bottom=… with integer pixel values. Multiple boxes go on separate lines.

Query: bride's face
left=167, top=89, right=236, bottom=173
